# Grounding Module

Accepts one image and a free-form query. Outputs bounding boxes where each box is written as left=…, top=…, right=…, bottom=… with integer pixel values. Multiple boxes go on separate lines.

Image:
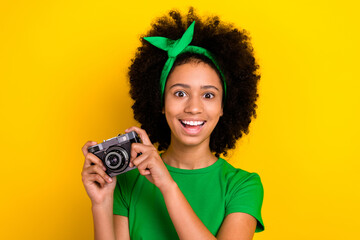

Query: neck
left=161, top=135, right=218, bottom=170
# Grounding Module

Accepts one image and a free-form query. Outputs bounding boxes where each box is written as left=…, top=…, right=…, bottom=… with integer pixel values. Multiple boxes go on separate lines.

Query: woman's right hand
left=81, top=141, right=117, bottom=206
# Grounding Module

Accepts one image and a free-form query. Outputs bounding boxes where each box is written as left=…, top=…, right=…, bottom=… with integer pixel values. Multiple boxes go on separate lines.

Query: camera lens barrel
left=104, top=146, right=129, bottom=171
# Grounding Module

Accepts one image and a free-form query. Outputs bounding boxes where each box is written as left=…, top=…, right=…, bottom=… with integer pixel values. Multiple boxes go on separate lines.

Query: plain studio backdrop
left=1, top=0, right=359, bottom=239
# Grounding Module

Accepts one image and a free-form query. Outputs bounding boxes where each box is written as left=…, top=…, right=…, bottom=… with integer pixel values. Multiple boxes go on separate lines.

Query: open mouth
left=179, top=120, right=206, bottom=128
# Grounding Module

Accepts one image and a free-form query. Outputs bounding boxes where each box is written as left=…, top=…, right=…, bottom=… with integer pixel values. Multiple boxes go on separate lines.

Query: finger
left=82, top=170, right=106, bottom=187
left=138, top=168, right=151, bottom=176
left=82, top=141, right=98, bottom=156
left=84, top=152, right=105, bottom=169
left=87, top=173, right=106, bottom=188
left=84, top=152, right=106, bottom=170
left=129, top=161, right=134, bottom=168
left=136, top=158, right=152, bottom=176
left=125, top=126, right=152, bottom=145
left=130, top=143, right=142, bottom=161
left=130, top=143, right=152, bottom=162
left=86, top=165, right=113, bottom=183
left=131, top=150, right=148, bottom=167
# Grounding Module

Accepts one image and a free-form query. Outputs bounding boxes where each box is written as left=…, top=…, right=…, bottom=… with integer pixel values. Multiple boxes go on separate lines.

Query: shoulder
left=220, top=159, right=265, bottom=232
left=218, top=159, right=264, bottom=201
left=220, top=159, right=263, bottom=186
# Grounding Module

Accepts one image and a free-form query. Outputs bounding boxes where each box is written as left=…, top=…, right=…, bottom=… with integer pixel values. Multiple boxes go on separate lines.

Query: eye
left=203, top=92, right=215, bottom=99
left=174, top=91, right=187, bottom=98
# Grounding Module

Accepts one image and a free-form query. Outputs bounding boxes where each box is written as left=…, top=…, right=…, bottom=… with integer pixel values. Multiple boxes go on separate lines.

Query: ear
left=220, top=107, right=223, bottom=117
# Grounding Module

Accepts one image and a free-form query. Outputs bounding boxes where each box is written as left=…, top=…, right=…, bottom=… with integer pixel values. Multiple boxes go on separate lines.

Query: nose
left=184, top=95, right=203, bottom=114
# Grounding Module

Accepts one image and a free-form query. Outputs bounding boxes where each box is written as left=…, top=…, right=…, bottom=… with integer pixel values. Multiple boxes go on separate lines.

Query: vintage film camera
left=88, top=131, right=141, bottom=177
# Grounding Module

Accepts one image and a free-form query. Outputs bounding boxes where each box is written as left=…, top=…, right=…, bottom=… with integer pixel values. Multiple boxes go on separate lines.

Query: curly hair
left=128, top=7, right=260, bottom=157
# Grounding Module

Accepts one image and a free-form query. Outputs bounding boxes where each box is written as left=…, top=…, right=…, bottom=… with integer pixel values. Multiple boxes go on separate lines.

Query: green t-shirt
left=113, top=158, right=265, bottom=239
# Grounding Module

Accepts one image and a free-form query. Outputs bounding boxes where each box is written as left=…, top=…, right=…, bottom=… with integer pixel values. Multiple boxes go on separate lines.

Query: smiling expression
left=163, top=61, right=223, bottom=148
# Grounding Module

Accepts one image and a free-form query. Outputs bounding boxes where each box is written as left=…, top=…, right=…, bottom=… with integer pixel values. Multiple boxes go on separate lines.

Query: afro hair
left=128, top=7, right=260, bottom=157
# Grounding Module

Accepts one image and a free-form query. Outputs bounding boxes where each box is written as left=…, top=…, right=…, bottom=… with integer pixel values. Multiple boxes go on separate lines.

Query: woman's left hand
left=125, top=126, right=175, bottom=193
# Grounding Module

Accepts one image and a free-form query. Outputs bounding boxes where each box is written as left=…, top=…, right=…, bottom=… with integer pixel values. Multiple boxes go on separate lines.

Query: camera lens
left=105, top=152, right=123, bottom=169
left=108, top=154, right=120, bottom=167
left=104, top=147, right=129, bottom=171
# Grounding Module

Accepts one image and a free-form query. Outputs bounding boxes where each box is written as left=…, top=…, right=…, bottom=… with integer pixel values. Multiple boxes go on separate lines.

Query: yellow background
left=1, top=0, right=359, bottom=239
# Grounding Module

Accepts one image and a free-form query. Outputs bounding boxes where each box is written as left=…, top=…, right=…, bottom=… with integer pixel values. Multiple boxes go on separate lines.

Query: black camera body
left=88, top=131, right=141, bottom=177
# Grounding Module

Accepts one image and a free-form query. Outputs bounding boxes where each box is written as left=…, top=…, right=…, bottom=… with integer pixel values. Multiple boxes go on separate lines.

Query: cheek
left=164, top=102, right=181, bottom=123
left=206, top=102, right=223, bottom=119
left=164, top=96, right=183, bottom=113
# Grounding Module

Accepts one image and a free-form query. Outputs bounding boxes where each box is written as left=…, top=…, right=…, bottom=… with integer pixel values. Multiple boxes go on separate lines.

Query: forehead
left=166, top=62, right=222, bottom=89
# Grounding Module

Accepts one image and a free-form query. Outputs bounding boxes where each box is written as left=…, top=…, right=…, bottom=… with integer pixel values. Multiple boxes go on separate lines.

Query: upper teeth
left=182, top=120, right=204, bottom=126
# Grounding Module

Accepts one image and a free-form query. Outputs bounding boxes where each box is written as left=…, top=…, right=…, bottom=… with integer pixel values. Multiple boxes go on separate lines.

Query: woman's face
left=163, top=61, right=223, bottom=149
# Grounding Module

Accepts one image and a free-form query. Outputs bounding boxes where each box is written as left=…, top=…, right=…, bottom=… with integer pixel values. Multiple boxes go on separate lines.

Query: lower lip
left=179, top=121, right=205, bottom=135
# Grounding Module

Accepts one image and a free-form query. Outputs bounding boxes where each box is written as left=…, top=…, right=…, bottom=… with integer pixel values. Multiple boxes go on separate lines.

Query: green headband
left=143, top=21, right=227, bottom=105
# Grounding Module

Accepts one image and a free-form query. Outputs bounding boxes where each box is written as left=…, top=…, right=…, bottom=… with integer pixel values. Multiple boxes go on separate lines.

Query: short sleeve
left=225, top=172, right=265, bottom=233
left=113, top=174, right=129, bottom=217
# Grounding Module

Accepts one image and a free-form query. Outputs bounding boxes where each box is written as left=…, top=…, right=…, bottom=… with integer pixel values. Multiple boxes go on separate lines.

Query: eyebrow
left=169, top=83, right=220, bottom=91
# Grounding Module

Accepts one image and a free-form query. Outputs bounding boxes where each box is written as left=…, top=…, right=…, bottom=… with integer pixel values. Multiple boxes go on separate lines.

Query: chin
left=172, top=131, right=211, bottom=148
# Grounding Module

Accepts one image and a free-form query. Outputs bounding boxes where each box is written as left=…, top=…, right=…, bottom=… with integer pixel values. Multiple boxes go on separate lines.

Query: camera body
left=88, top=131, right=141, bottom=177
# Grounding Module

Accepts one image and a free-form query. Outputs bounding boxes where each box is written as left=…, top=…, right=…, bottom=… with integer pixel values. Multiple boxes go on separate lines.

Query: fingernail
left=108, top=177, right=112, bottom=182
left=103, top=167, right=106, bottom=171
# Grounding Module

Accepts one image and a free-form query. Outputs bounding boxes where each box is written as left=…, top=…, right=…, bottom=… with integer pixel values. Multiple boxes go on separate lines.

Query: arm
left=92, top=200, right=132, bottom=240
left=81, top=141, right=124, bottom=240
left=216, top=212, right=257, bottom=240
left=114, top=215, right=130, bottom=240
left=92, top=199, right=116, bottom=240
left=92, top=200, right=131, bottom=240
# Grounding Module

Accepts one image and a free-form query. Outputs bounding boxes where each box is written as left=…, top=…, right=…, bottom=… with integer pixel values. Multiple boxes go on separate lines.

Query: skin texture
left=81, top=62, right=258, bottom=240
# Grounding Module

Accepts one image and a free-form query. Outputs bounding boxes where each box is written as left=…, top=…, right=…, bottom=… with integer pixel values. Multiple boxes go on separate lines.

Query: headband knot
left=144, top=21, right=227, bottom=106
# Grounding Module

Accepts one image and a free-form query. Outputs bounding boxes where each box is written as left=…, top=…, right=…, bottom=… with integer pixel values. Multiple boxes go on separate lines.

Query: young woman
left=81, top=8, right=265, bottom=240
